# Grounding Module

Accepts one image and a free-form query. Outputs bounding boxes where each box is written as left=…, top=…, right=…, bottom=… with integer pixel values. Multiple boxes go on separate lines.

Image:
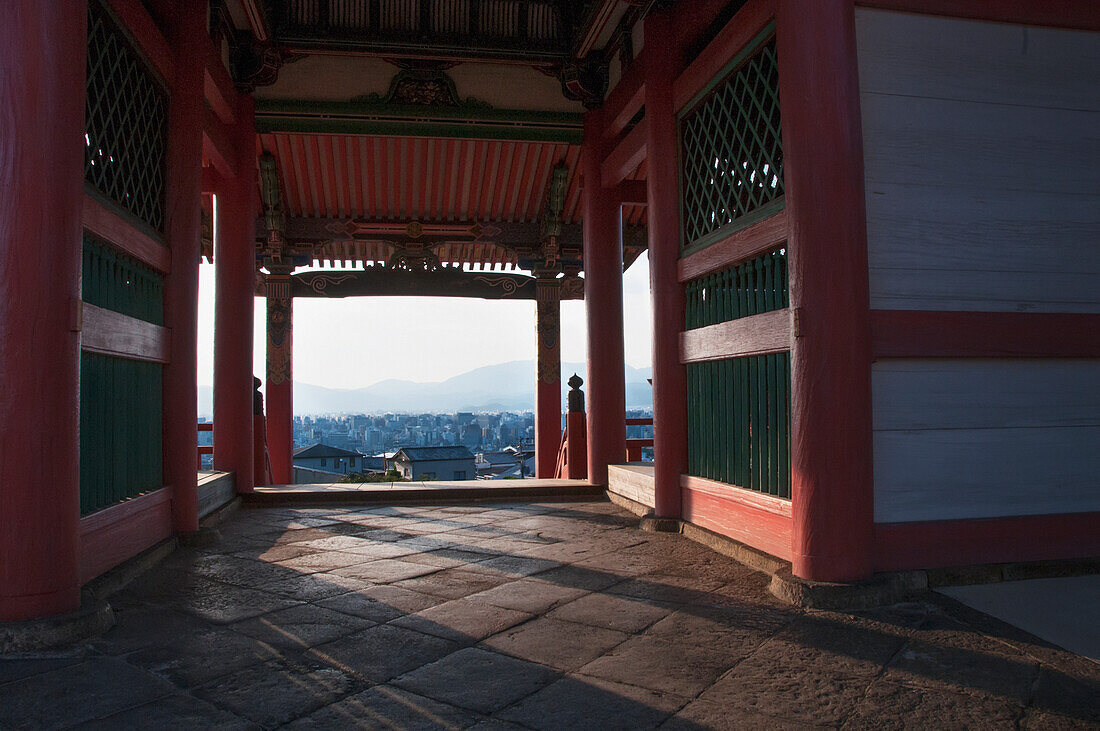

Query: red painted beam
left=614, top=180, right=648, bottom=207
left=79, top=302, right=171, bottom=363
left=871, top=310, right=1100, bottom=359
left=582, top=110, right=627, bottom=487
left=0, top=0, right=86, bottom=621
left=82, top=194, right=171, bottom=273
left=682, top=476, right=793, bottom=561
left=856, top=0, right=1100, bottom=31
left=104, top=0, right=175, bottom=85
left=162, top=0, right=206, bottom=535
left=643, top=10, right=689, bottom=520
left=601, top=120, right=648, bottom=189
left=678, top=209, right=788, bottom=283
left=680, top=308, right=792, bottom=363
left=79, top=488, right=172, bottom=584
left=875, top=512, right=1100, bottom=572
left=779, top=0, right=875, bottom=582
left=602, top=61, right=645, bottom=142
left=674, top=0, right=776, bottom=113
left=201, top=165, right=224, bottom=195
left=203, top=38, right=237, bottom=125
left=213, top=96, right=258, bottom=494
left=203, top=106, right=236, bottom=179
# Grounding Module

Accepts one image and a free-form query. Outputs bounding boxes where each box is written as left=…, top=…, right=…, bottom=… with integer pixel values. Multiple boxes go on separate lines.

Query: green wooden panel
left=82, top=236, right=164, bottom=325
left=686, top=353, right=791, bottom=499
left=680, top=36, right=783, bottom=251
left=79, top=353, right=163, bottom=515
left=684, top=248, right=787, bottom=330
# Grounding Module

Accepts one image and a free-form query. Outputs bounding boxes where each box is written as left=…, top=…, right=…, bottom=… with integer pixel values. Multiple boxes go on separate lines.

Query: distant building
left=292, top=443, right=362, bottom=475
left=392, top=446, right=476, bottom=481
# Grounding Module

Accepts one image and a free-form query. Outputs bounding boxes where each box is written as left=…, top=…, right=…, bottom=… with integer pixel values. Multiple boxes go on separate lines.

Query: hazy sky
left=196, top=252, right=654, bottom=390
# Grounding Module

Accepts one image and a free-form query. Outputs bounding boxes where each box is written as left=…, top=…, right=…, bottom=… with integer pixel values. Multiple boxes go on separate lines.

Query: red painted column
left=534, top=278, right=562, bottom=478
left=643, top=11, right=688, bottom=520
left=0, top=1, right=85, bottom=620
left=213, top=98, right=257, bottom=494
left=581, top=111, right=627, bottom=486
left=265, top=273, right=293, bottom=484
left=778, top=0, right=875, bottom=582
left=162, top=0, right=206, bottom=533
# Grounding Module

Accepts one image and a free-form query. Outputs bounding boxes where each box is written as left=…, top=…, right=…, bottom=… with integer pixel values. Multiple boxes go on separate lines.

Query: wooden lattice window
left=84, top=0, right=168, bottom=231
left=680, top=35, right=783, bottom=252
left=685, top=248, right=787, bottom=330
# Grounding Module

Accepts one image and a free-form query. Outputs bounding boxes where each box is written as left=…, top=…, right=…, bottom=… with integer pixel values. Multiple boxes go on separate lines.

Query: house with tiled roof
left=392, top=446, right=476, bottom=481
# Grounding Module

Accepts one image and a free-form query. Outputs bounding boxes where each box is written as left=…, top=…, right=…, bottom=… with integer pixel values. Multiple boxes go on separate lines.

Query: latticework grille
left=680, top=38, right=783, bottom=250
left=85, top=0, right=168, bottom=231
left=685, top=248, right=787, bottom=330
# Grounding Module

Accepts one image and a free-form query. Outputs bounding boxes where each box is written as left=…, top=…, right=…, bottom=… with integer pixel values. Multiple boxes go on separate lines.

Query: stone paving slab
left=1, top=500, right=1098, bottom=729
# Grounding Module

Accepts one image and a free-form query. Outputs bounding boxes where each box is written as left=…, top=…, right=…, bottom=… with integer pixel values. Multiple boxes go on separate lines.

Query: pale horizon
left=196, top=251, right=654, bottom=391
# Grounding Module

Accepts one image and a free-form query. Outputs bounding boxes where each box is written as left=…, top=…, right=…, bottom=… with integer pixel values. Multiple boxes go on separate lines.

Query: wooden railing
left=197, top=422, right=213, bottom=469
left=625, top=417, right=654, bottom=462
left=555, top=415, right=653, bottom=478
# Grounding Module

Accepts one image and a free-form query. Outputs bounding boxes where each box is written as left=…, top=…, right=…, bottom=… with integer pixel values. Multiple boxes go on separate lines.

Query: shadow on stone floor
left=1, top=501, right=1098, bottom=729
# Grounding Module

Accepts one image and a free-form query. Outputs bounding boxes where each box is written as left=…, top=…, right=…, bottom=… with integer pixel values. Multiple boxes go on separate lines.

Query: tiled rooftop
left=1, top=501, right=1097, bottom=728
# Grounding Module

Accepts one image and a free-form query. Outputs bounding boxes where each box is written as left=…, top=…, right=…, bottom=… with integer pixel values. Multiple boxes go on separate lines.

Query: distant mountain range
left=198, top=360, right=653, bottom=416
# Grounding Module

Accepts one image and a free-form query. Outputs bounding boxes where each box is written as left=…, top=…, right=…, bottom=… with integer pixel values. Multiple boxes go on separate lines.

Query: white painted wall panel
left=873, top=359, right=1100, bottom=523
left=855, top=9, right=1100, bottom=313
left=856, top=10, right=1100, bottom=111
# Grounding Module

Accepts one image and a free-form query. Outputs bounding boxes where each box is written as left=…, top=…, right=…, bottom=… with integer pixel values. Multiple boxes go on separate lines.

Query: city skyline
left=196, top=252, right=654, bottom=391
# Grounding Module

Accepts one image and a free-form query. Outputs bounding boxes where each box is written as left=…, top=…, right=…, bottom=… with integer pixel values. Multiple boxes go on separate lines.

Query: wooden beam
left=601, top=119, right=648, bottom=188
left=83, top=193, right=171, bottom=273
left=871, top=310, right=1100, bottom=359
left=678, top=209, right=788, bottom=283
left=275, top=217, right=581, bottom=247
left=874, top=512, right=1100, bottom=573
left=680, top=308, right=792, bottom=363
left=674, top=0, right=776, bottom=113
left=79, top=488, right=172, bottom=584
left=203, top=106, right=236, bottom=178
left=615, top=179, right=648, bottom=206
left=201, top=165, right=224, bottom=195
left=105, top=0, right=174, bottom=85
left=682, top=475, right=793, bottom=561
left=204, top=38, right=237, bottom=125
left=255, top=100, right=585, bottom=144
left=79, top=302, right=171, bottom=363
left=682, top=475, right=792, bottom=517
left=856, top=0, right=1100, bottom=32
left=602, top=61, right=645, bottom=142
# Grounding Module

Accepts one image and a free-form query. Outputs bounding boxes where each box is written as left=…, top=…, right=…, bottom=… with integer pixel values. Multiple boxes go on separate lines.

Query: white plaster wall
left=872, top=359, right=1100, bottom=523
left=855, top=9, right=1100, bottom=313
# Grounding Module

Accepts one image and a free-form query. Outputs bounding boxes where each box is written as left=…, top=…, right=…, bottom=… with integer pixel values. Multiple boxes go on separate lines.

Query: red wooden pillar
left=778, top=0, right=875, bottom=582
left=534, top=278, right=562, bottom=478
left=0, top=1, right=86, bottom=620
left=163, top=0, right=206, bottom=533
left=265, top=273, right=293, bottom=484
left=213, top=98, right=257, bottom=494
left=643, top=10, right=688, bottom=519
left=581, top=111, right=627, bottom=486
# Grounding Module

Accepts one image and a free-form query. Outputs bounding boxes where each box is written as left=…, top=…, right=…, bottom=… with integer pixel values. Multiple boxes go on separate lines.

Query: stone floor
left=1, top=501, right=1098, bottom=729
